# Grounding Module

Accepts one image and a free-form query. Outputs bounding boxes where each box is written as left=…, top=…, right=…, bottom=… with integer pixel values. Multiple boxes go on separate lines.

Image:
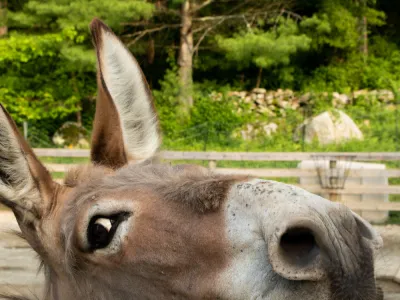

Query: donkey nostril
left=280, top=227, right=319, bottom=265
left=269, top=223, right=325, bottom=281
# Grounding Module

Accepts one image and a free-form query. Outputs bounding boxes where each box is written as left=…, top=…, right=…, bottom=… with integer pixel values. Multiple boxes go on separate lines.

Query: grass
left=51, top=172, right=66, bottom=179
left=388, top=212, right=400, bottom=224
left=40, top=156, right=90, bottom=164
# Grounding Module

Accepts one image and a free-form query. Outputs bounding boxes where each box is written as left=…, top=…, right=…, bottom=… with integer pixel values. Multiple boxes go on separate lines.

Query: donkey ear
left=0, top=104, right=56, bottom=223
left=89, top=18, right=160, bottom=169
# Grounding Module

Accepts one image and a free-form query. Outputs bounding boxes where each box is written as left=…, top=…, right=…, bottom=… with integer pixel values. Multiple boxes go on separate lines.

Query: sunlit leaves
left=0, top=88, right=80, bottom=122
left=0, top=33, right=62, bottom=63
left=9, top=0, right=154, bottom=31
left=0, top=32, right=90, bottom=121
left=301, top=0, right=385, bottom=51
left=2, top=0, right=154, bottom=124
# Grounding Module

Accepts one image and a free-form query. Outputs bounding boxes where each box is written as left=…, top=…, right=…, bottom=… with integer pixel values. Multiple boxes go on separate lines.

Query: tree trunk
left=362, top=16, right=368, bottom=59
left=147, top=38, right=155, bottom=65
left=256, top=67, right=263, bottom=88
left=178, top=0, right=194, bottom=114
left=76, top=110, right=82, bottom=126
left=0, top=0, right=7, bottom=37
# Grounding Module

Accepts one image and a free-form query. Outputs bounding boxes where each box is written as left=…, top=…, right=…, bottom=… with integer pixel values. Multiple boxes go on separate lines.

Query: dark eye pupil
left=90, top=223, right=110, bottom=248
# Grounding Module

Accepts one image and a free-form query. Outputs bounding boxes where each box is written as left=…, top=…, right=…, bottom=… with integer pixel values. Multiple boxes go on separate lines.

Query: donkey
left=0, top=18, right=383, bottom=300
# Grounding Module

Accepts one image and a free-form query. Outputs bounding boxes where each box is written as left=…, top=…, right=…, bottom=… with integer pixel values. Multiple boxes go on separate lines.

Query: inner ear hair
left=89, top=18, right=161, bottom=168
left=0, top=104, right=55, bottom=220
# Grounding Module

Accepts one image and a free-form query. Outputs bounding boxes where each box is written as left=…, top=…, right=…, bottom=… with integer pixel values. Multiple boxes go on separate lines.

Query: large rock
left=252, top=88, right=267, bottom=94
left=332, top=92, right=349, bottom=106
left=294, top=110, right=363, bottom=145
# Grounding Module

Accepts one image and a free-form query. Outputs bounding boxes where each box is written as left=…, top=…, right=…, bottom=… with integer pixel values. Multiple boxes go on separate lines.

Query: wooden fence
left=34, top=149, right=400, bottom=212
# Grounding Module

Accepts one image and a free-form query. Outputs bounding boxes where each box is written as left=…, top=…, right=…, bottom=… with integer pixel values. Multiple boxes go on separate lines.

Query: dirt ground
left=0, top=211, right=400, bottom=299
left=0, top=212, right=44, bottom=298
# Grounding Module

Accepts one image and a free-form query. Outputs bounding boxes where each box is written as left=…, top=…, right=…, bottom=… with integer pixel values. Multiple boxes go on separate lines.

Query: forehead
left=65, top=163, right=207, bottom=187
left=63, top=163, right=248, bottom=215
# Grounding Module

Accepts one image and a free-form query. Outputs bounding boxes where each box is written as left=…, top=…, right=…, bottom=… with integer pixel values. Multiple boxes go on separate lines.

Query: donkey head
left=0, top=19, right=383, bottom=300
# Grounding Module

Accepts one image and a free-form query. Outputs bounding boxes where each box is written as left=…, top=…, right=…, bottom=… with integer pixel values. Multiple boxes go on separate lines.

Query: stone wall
left=226, top=88, right=398, bottom=117
left=224, top=88, right=397, bottom=141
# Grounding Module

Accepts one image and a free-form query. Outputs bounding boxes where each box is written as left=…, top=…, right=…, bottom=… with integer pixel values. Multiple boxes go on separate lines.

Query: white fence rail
left=34, top=149, right=400, bottom=212
left=34, top=149, right=400, bottom=161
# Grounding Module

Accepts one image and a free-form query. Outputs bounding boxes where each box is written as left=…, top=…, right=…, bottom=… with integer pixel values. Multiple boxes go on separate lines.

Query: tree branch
left=191, top=1, right=287, bottom=53
left=120, top=20, right=150, bottom=27
left=281, top=9, right=303, bottom=21
left=192, top=11, right=269, bottom=23
left=124, top=24, right=181, bottom=46
left=192, top=0, right=215, bottom=13
left=192, top=24, right=211, bottom=34
left=193, top=13, right=236, bottom=53
left=121, top=0, right=291, bottom=49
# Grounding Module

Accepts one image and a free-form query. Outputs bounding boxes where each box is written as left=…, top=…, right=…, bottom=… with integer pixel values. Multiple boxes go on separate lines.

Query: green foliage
left=9, top=0, right=154, bottom=31
left=0, top=32, right=84, bottom=122
left=301, top=0, right=385, bottom=51
left=152, top=52, right=184, bottom=137
left=161, top=95, right=400, bottom=153
left=154, top=62, right=253, bottom=148
left=189, top=83, right=253, bottom=144
left=1, top=0, right=154, bottom=126
left=0, top=32, right=62, bottom=63
left=301, top=10, right=359, bottom=50
left=304, top=51, right=400, bottom=91
left=217, top=19, right=311, bottom=70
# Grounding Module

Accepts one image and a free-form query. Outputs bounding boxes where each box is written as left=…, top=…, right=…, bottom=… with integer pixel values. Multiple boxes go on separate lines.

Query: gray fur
left=0, top=109, right=40, bottom=223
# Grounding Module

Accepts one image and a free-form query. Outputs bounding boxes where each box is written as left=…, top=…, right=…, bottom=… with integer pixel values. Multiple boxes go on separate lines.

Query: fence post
left=208, top=160, right=217, bottom=169
left=328, top=159, right=339, bottom=202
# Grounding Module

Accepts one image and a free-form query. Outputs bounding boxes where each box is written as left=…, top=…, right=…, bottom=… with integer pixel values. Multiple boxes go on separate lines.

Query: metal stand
left=311, top=155, right=356, bottom=202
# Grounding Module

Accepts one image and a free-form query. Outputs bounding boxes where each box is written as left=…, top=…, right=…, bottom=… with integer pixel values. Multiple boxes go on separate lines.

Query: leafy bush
left=303, top=52, right=400, bottom=92
left=153, top=57, right=254, bottom=149
left=188, top=85, right=253, bottom=146
left=152, top=55, right=184, bottom=139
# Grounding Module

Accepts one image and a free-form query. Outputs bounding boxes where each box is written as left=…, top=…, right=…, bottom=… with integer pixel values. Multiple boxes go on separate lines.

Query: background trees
left=3, top=0, right=153, bottom=123
left=124, top=0, right=289, bottom=114
left=0, top=0, right=399, bottom=148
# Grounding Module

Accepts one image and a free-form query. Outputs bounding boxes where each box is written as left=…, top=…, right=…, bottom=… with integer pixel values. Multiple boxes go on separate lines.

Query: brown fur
left=90, top=67, right=127, bottom=169
left=4, top=163, right=248, bottom=300
left=0, top=17, right=383, bottom=300
left=89, top=19, right=159, bottom=168
left=65, top=163, right=248, bottom=214
left=18, top=163, right=244, bottom=300
left=63, top=165, right=113, bottom=188
left=89, top=19, right=128, bottom=168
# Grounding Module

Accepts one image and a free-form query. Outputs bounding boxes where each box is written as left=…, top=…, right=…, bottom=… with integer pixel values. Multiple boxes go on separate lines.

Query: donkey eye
left=87, top=213, right=129, bottom=251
